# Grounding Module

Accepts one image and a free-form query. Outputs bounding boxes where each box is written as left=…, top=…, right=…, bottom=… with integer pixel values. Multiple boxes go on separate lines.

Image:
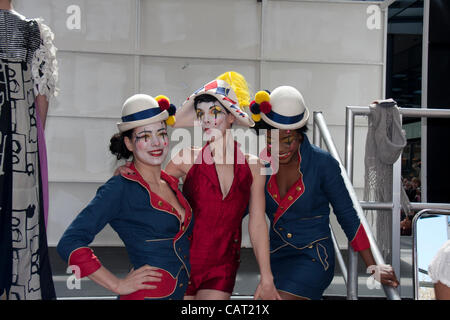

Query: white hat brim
left=260, top=107, right=310, bottom=130
left=117, top=110, right=169, bottom=132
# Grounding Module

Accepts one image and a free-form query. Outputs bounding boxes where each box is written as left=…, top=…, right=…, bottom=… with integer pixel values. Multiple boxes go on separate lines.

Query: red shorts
left=185, top=262, right=239, bottom=296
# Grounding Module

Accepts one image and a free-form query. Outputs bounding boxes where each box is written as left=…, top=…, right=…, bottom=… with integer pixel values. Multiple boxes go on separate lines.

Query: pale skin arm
left=35, top=94, right=49, bottom=130
left=87, top=264, right=163, bottom=296
left=434, top=281, right=450, bottom=300
left=247, top=156, right=281, bottom=300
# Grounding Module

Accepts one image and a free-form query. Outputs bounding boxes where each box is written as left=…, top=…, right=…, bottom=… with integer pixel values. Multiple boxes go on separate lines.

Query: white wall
left=14, top=0, right=386, bottom=247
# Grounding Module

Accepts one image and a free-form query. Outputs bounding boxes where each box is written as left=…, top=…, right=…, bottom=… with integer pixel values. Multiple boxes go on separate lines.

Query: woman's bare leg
left=195, top=289, right=231, bottom=300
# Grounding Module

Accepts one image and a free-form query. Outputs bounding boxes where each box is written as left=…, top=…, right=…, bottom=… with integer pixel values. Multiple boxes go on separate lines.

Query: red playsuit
left=183, top=141, right=252, bottom=295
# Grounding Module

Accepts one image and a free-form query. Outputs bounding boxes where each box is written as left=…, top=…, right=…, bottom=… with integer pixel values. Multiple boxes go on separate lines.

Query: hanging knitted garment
left=363, top=99, right=407, bottom=263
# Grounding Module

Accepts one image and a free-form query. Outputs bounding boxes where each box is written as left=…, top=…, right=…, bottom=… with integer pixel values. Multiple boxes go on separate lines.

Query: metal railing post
left=313, top=112, right=322, bottom=148
left=315, top=111, right=401, bottom=300
left=314, top=112, right=348, bottom=286
left=391, top=113, right=403, bottom=294
left=345, top=107, right=359, bottom=300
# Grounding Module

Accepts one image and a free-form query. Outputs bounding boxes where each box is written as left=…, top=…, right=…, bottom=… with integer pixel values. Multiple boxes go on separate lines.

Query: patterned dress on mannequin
left=0, top=9, right=58, bottom=300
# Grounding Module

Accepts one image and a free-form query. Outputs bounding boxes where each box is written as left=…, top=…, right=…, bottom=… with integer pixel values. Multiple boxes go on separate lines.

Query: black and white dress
left=0, top=9, right=57, bottom=300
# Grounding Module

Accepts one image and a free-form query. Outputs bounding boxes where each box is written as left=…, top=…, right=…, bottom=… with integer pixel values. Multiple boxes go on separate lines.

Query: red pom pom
left=158, top=98, right=170, bottom=111
left=260, top=101, right=272, bottom=114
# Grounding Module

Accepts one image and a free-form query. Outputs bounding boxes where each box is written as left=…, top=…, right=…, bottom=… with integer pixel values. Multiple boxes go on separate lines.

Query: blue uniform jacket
left=57, top=168, right=193, bottom=282
left=265, top=135, right=369, bottom=252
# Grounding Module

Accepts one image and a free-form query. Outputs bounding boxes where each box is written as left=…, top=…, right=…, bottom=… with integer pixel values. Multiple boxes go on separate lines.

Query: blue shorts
left=271, top=238, right=335, bottom=300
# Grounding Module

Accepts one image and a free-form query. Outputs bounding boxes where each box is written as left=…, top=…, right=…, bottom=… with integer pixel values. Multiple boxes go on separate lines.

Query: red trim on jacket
left=68, top=247, right=102, bottom=279
left=267, top=148, right=306, bottom=225
left=350, top=224, right=371, bottom=252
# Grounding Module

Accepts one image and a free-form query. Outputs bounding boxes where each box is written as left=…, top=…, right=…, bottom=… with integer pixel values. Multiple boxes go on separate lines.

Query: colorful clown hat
left=117, top=94, right=176, bottom=132
left=174, top=77, right=255, bottom=128
left=249, top=86, right=309, bottom=130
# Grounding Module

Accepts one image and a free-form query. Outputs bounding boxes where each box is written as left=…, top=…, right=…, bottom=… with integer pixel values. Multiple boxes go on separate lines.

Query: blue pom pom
left=168, top=104, right=177, bottom=116
left=250, top=102, right=260, bottom=114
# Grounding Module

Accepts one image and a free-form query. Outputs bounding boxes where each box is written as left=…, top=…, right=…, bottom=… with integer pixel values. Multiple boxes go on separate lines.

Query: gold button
left=273, top=194, right=277, bottom=198
left=308, top=245, right=313, bottom=249
left=287, top=233, right=292, bottom=238
left=278, top=227, right=283, bottom=231
left=181, top=225, right=185, bottom=231
left=296, top=186, right=301, bottom=191
left=188, top=281, right=192, bottom=285
left=312, top=258, right=316, bottom=262
left=179, top=283, right=183, bottom=287
left=288, top=196, right=293, bottom=201
left=171, top=207, right=176, bottom=212
left=158, top=200, right=163, bottom=206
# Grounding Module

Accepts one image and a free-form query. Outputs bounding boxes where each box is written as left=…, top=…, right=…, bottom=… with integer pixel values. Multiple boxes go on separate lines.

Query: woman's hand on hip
left=113, top=265, right=163, bottom=295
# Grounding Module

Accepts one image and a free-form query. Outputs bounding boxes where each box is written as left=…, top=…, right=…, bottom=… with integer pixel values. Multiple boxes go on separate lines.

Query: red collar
left=267, top=148, right=305, bottom=225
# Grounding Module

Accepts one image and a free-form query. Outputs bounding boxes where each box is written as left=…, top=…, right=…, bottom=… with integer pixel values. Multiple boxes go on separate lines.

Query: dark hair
left=252, top=118, right=308, bottom=137
left=109, top=129, right=133, bottom=160
left=194, top=94, right=230, bottom=114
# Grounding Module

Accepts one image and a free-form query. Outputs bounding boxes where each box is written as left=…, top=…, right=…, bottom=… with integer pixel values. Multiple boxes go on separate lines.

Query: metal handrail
left=345, top=105, right=450, bottom=299
left=313, top=111, right=401, bottom=300
left=412, top=209, right=450, bottom=300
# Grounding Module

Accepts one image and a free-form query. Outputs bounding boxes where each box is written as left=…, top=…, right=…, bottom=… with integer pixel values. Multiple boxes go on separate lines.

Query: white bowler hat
left=250, top=86, right=309, bottom=130
left=174, top=79, right=255, bottom=128
left=117, top=94, right=169, bottom=132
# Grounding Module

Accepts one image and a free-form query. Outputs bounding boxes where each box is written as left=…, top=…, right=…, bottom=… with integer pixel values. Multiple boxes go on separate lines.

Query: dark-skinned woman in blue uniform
left=249, top=86, right=399, bottom=300
left=57, top=94, right=193, bottom=300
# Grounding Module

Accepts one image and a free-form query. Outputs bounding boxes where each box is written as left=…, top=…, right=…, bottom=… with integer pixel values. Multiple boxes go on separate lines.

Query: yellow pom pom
left=255, top=91, right=270, bottom=104
left=166, top=115, right=176, bottom=126
left=216, top=71, right=251, bottom=107
left=251, top=113, right=261, bottom=122
left=155, top=95, right=170, bottom=104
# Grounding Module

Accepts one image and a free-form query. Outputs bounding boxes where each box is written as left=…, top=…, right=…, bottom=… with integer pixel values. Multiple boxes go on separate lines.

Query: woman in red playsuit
left=167, top=73, right=280, bottom=300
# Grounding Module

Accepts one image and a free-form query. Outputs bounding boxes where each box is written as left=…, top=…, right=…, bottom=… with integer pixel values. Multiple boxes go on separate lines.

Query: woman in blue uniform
left=57, top=94, right=193, bottom=300
left=249, top=86, right=399, bottom=300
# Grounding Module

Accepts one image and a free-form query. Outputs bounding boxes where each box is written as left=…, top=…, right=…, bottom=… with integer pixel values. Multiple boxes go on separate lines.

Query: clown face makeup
left=267, top=129, right=301, bottom=165
left=195, top=101, right=233, bottom=142
left=125, top=121, right=169, bottom=166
